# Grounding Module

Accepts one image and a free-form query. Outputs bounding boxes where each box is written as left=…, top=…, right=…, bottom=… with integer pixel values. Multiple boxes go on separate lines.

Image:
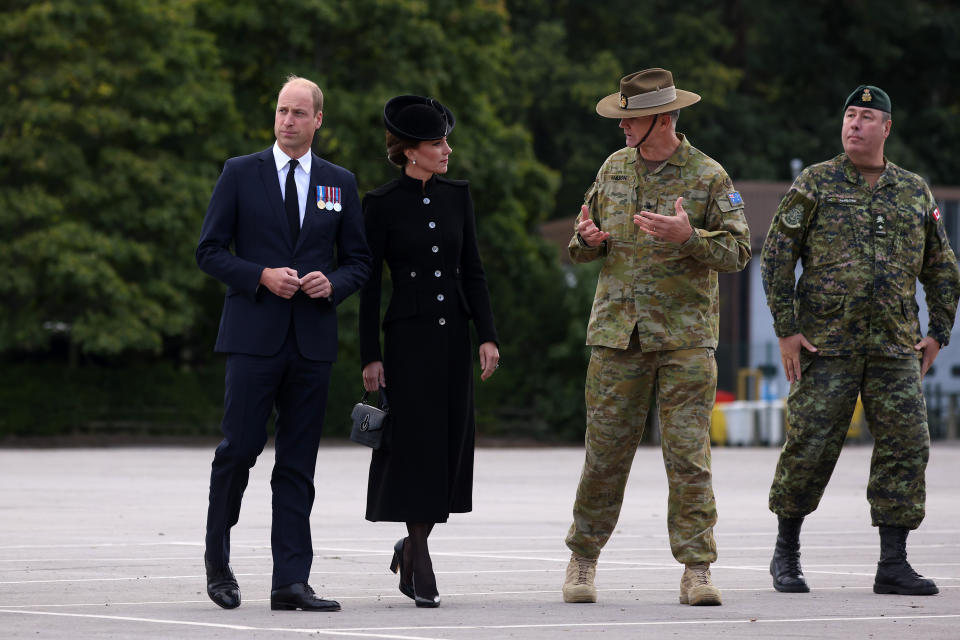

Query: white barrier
left=716, top=399, right=785, bottom=446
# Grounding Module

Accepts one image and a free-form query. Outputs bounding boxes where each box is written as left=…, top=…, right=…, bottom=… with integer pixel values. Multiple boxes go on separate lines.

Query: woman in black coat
left=359, top=95, right=500, bottom=607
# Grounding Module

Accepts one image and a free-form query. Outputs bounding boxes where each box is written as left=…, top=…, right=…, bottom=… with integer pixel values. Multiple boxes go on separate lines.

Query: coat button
left=428, top=221, right=436, bottom=229
left=423, top=197, right=431, bottom=205
left=437, top=294, right=444, bottom=301
left=410, top=271, right=417, bottom=278
left=438, top=317, right=446, bottom=326
left=431, top=245, right=439, bottom=253
left=434, top=270, right=441, bottom=277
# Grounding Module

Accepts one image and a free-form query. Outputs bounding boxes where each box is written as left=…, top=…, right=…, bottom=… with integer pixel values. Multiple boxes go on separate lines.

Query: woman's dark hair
left=386, top=130, right=419, bottom=167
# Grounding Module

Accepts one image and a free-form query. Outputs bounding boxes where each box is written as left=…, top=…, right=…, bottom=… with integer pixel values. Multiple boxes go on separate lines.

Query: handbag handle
left=359, top=386, right=389, bottom=411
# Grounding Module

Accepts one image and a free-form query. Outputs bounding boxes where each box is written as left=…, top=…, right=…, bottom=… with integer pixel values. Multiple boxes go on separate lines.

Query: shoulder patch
left=782, top=205, right=803, bottom=229
left=777, top=189, right=817, bottom=233
left=715, top=190, right=744, bottom=213
left=933, top=207, right=941, bottom=221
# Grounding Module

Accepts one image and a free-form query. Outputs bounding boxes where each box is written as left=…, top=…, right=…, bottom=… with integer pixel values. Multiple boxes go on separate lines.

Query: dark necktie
left=285, top=159, right=300, bottom=246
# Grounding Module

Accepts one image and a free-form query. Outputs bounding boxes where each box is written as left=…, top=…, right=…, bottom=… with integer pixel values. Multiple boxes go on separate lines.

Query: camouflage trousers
left=566, top=334, right=718, bottom=564
left=769, top=353, right=929, bottom=529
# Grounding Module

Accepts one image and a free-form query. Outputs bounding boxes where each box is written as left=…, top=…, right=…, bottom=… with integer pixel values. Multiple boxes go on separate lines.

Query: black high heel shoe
left=412, top=574, right=441, bottom=608
left=389, top=538, right=415, bottom=600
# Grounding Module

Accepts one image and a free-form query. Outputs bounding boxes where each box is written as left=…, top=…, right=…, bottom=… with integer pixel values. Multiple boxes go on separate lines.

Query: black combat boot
left=873, top=526, right=939, bottom=595
left=770, top=516, right=810, bottom=593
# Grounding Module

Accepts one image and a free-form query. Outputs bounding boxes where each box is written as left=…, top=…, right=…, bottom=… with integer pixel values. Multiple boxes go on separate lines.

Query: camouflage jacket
left=568, top=135, right=752, bottom=350
left=761, top=153, right=960, bottom=356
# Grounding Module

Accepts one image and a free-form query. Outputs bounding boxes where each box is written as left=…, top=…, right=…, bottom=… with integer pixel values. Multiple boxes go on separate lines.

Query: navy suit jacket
left=197, top=147, right=371, bottom=361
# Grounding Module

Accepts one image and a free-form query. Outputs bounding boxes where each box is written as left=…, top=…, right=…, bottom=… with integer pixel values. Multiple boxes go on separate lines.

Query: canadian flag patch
left=933, top=207, right=941, bottom=221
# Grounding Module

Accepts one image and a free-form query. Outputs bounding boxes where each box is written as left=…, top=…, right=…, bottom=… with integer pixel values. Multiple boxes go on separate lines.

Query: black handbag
left=349, top=388, right=389, bottom=449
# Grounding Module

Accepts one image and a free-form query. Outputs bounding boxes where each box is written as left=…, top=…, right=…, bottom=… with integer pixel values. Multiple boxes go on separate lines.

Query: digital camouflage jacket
left=761, top=153, right=960, bottom=356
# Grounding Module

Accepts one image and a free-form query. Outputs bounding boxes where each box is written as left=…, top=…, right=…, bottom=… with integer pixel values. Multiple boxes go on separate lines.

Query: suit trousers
left=566, top=331, right=719, bottom=565
left=204, top=323, right=332, bottom=589
left=769, top=353, right=929, bottom=529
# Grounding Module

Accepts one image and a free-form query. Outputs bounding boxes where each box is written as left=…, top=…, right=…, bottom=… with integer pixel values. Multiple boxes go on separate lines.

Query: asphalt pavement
left=0, top=443, right=957, bottom=639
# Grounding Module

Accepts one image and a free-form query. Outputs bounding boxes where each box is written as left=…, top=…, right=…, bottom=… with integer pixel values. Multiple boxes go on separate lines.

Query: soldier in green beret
left=562, top=68, right=751, bottom=606
left=761, top=85, right=960, bottom=596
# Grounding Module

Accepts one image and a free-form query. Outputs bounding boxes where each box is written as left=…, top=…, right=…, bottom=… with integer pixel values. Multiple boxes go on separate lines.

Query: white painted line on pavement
left=0, top=609, right=450, bottom=640
left=4, top=528, right=956, bottom=551
left=2, top=584, right=956, bottom=610
left=3, top=608, right=960, bottom=636
left=0, top=541, right=204, bottom=550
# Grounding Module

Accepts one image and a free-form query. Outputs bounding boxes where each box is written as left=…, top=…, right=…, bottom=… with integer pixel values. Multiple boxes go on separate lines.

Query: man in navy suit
left=197, top=75, right=370, bottom=612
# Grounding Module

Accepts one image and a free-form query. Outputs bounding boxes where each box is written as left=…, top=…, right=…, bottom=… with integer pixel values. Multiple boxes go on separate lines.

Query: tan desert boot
left=679, top=563, right=722, bottom=605
left=562, top=554, right=597, bottom=603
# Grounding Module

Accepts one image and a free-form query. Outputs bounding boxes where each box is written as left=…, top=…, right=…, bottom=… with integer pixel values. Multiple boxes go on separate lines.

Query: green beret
left=843, top=85, right=891, bottom=114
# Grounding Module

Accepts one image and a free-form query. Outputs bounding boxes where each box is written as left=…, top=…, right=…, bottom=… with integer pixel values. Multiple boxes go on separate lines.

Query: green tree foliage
left=193, top=0, right=588, bottom=437
left=507, top=0, right=960, bottom=215
left=722, top=0, right=960, bottom=183
left=4, top=0, right=960, bottom=438
left=505, top=0, right=743, bottom=218
left=0, top=0, right=238, bottom=357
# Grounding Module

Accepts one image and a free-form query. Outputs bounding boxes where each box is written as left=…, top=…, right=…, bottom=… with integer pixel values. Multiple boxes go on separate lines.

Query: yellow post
left=737, top=368, right=762, bottom=400
left=848, top=395, right=864, bottom=439
left=710, top=405, right=727, bottom=445
left=783, top=394, right=866, bottom=440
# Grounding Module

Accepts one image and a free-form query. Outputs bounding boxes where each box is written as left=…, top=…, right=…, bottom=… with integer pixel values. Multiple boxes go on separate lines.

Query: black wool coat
left=359, top=170, right=498, bottom=522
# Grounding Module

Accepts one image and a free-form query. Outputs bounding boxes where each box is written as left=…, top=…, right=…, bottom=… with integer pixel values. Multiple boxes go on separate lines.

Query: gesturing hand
left=633, top=196, right=695, bottom=244
left=576, top=205, right=610, bottom=247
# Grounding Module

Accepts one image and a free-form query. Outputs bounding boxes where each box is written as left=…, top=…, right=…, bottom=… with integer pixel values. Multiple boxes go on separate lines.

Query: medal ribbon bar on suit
left=317, top=186, right=342, bottom=211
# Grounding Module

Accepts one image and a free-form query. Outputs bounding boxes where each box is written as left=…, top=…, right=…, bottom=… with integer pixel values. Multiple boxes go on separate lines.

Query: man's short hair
left=282, top=75, right=324, bottom=114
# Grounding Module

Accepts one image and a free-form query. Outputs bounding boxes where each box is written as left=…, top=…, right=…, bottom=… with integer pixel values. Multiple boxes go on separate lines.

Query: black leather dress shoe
left=270, top=583, right=341, bottom=611
left=205, top=561, right=240, bottom=609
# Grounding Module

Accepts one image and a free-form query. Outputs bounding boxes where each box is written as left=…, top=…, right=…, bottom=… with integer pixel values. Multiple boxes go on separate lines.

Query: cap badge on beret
left=843, top=84, right=890, bottom=114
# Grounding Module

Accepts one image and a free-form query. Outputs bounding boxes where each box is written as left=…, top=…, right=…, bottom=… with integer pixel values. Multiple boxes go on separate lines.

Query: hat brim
left=595, top=88, right=701, bottom=119
left=383, top=95, right=456, bottom=141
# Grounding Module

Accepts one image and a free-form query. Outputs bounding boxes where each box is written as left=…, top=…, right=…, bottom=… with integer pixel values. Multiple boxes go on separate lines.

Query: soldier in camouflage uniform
left=562, top=68, right=751, bottom=606
left=762, top=85, right=960, bottom=596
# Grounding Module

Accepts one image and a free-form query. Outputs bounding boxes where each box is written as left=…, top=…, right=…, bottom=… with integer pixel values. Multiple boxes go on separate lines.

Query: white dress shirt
left=273, top=142, right=312, bottom=227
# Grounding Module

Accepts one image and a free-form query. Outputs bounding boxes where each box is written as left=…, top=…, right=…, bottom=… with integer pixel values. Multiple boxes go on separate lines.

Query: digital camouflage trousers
left=769, top=353, right=929, bottom=529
